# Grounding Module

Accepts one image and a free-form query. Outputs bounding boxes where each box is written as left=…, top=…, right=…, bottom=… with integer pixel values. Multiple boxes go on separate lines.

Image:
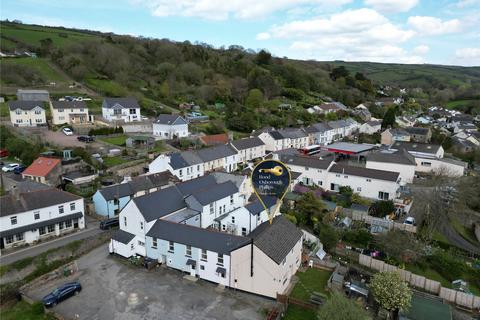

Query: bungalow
left=359, top=120, right=382, bottom=135
left=405, top=127, right=431, bottom=143
left=102, top=97, right=141, bottom=122
left=8, top=101, right=47, bottom=127
left=366, top=151, right=416, bottom=183
left=153, top=114, right=189, bottom=139
left=92, top=172, right=174, bottom=218
left=231, top=137, right=266, bottom=163
left=22, top=157, right=62, bottom=186
left=0, top=188, right=85, bottom=250
left=50, top=101, right=90, bottom=125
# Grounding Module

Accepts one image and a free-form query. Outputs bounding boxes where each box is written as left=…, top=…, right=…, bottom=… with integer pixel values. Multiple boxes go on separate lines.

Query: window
left=113, top=109, right=122, bottom=115
left=129, top=108, right=136, bottom=114
left=217, top=253, right=224, bottom=266
left=231, top=216, right=235, bottom=224
left=16, top=110, right=21, bottom=115
left=10, top=216, right=17, bottom=225
left=16, top=119, right=22, bottom=123
left=222, top=224, right=226, bottom=231
left=15, top=233, right=24, bottom=241
left=197, top=165, right=200, bottom=171
left=201, top=249, right=207, bottom=261
left=39, top=227, right=46, bottom=235
left=366, top=178, right=372, bottom=182
left=336, top=174, right=340, bottom=177
left=344, top=175, right=348, bottom=178
left=59, top=205, right=64, bottom=214
left=59, top=108, right=64, bottom=112
left=5, top=235, right=14, bottom=244
left=138, top=240, right=144, bottom=246
left=230, top=195, right=234, bottom=204
left=209, top=203, right=214, bottom=215
left=140, top=222, right=144, bottom=230
left=65, top=220, right=72, bottom=228
left=36, top=119, right=43, bottom=123
left=219, top=206, right=223, bottom=215
left=357, top=187, right=362, bottom=191
left=318, top=181, right=323, bottom=186
left=33, top=211, right=40, bottom=220
left=47, top=224, right=55, bottom=233
left=124, top=217, right=127, bottom=227
left=152, top=238, right=157, bottom=248
left=59, top=222, right=64, bottom=230
left=223, top=204, right=226, bottom=212
left=131, top=243, right=134, bottom=250
left=169, top=241, right=174, bottom=252
left=35, top=109, right=41, bottom=114
left=179, top=169, right=183, bottom=176
left=421, top=161, right=432, bottom=167
left=378, top=192, right=389, bottom=200
left=186, top=245, right=192, bottom=257
left=200, top=265, right=205, bottom=270
left=242, top=228, right=247, bottom=236
left=70, top=203, right=75, bottom=211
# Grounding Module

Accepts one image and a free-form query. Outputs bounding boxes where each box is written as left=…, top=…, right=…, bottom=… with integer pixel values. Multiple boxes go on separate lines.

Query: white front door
left=190, top=265, right=196, bottom=277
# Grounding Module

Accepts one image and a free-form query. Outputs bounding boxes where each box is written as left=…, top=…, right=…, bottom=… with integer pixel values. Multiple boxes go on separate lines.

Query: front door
left=190, top=265, right=196, bottom=277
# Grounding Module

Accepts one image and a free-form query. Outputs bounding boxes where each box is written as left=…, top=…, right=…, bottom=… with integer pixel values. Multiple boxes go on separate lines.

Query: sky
left=1, top=0, right=480, bottom=66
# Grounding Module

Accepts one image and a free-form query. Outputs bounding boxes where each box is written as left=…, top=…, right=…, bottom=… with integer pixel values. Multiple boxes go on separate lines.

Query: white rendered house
left=102, top=97, right=141, bottom=122
left=8, top=101, right=46, bottom=127
left=153, top=114, right=189, bottom=139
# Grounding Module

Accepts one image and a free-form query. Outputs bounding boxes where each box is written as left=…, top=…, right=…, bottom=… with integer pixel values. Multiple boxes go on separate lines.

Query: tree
left=376, top=230, right=422, bottom=263
left=295, top=192, right=325, bottom=226
left=255, top=49, right=272, bottom=65
left=369, top=200, right=395, bottom=218
left=330, top=66, right=350, bottom=81
left=370, top=272, right=412, bottom=320
left=245, top=89, right=264, bottom=109
left=317, top=223, right=339, bottom=252
left=382, top=107, right=396, bottom=128
left=318, top=291, right=370, bottom=320
left=159, top=80, right=170, bottom=98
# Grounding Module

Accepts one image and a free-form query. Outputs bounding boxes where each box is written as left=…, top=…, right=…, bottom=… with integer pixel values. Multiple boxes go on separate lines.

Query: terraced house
left=8, top=100, right=47, bottom=127
left=0, top=188, right=85, bottom=250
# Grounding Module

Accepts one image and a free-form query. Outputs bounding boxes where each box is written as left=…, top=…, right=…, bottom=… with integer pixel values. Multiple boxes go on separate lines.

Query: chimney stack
left=11, top=185, right=20, bottom=201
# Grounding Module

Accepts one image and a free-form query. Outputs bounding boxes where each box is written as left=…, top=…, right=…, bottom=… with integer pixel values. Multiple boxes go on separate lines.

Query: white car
left=62, top=127, right=73, bottom=136
left=2, top=163, right=20, bottom=172
left=404, top=217, right=415, bottom=225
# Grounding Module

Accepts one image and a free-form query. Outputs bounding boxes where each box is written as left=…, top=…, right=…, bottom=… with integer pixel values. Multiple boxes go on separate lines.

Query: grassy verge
left=102, top=156, right=129, bottom=167
left=450, top=218, right=478, bottom=244
left=99, top=135, right=127, bottom=146
left=290, top=268, right=331, bottom=302
left=0, top=300, right=56, bottom=320
left=0, top=102, right=9, bottom=117
left=283, top=304, right=317, bottom=320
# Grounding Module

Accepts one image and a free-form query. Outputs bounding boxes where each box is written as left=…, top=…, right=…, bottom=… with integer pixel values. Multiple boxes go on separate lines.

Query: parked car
left=0, top=149, right=9, bottom=158
left=2, top=163, right=20, bottom=172
left=404, top=217, right=415, bottom=225
left=42, top=282, right=82, bottom=307
left=62, top=127, right=73, bottom=136
left=77, top=135, right=95, bottom=143
left=13, top=164, right=26, bottom=174
left=100, top=217, right=119, bottom=230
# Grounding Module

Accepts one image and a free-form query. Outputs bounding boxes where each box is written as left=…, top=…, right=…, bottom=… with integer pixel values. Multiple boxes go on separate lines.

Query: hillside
left=1, top=21, right=479, bottom=130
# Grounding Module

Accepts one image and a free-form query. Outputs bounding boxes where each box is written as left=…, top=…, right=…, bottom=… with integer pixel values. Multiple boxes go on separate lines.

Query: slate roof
left=51, top=101, right=87, bottom=109
left=22, top=157, right=61, bottom=177
left=176, top=175, right=218, bottom=196
left=367, top=151, right=416, bottom=165
left=210, top=172, right=246, bottom=190
left=245, top=197, right=276, bottom=215
left=99, top=183, right=133, bottom=201
left=103, top=97, right=139, bottom=109
left=392, top=141, right=441, bottom=155
left=305, top=122, right=332, bottom=134
left=163, top=208, right=200, bottom=223
left=249, top=216, right=303, bottom=264
left=280, top=154, right=331, bottom=170
left=132, top=186, right=186, bottom=222
left=146, top=220, right=250, bottom=255
left=195, top=144, right=237, bottom=162
left=8, top=100, right=44, bottom=111
left=189, top=181, right=238, bottom=205
left=328, top=120, right=349, bottom=129
left=329, top=164, right=400, bottom=182
left=155, top=114, right=187, bottom=125
left=0, top=188, right=82, bottom=217
left=99, top=172, right=172, bottom=201
left=276, top=128, right=308, bottom=139
left=169, top=151, right=203, bottom=169
left=231, top=137, right=264, bottom=150
left=366, top=120, right=382, bottom=126
left=405, top=127, right=430, bottom=135
left=111, top=229, right=136, bottom=244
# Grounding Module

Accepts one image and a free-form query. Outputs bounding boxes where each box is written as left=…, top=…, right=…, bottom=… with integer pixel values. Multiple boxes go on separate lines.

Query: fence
left=276, top=294, right=317, bottom=310
left=358, top=254, right=480, bottom=310
left=349, top=211, right=417, bottom=233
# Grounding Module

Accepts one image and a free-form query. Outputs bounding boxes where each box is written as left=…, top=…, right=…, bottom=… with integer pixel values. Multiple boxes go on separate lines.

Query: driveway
left=26, top=246, right=274, bottom=320
left=41, top=130, right=102, bottom=149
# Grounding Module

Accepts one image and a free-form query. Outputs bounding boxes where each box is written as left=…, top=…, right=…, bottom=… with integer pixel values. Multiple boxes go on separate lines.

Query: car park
left=100, top=217, right=119, bottom=230
left=13, top=164, right=26, bottom=174
left=62, top=128, right=73, bottom=136
left=2, top=163, right=20, bottom=172
left=42, top=282, right=82, bottom=308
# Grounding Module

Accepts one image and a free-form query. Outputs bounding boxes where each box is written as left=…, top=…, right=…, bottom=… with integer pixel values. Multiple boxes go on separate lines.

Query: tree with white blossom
left=370, top=272, right=412, bottom=320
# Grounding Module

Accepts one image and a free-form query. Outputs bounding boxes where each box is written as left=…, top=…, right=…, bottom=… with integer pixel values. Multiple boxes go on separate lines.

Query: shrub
left=369, top=200, right=395, bottom=218
left=427, top=251, right=466, bottom=281
left=31, top=301, right=45, bottom=315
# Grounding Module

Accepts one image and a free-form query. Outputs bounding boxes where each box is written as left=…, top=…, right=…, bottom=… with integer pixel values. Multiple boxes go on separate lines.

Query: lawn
left=0, top=300, right=56, bottom=320
left=99, top=135, right=127, bottom=146
left=0, top=103, right=9, bottom=117
left=283, top=304, right=317, bottom=320
left=0, top=57, right=69, bottom=84
left=102, top=156, right=129, bottom=167
left=290, top=268, right=331, bottom=302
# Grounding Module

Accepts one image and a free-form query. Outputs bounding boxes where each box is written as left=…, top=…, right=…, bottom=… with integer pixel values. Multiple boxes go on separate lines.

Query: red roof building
left=22, top=157, right=62, bottom=186
left=199, top=133, right=230, bottom=146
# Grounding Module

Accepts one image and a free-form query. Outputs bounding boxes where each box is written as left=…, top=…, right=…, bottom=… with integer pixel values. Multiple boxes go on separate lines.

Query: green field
left=102, top=156, right=129, bottom=167
left=290, top=268, right=331, bottom=302
left=0, top=23, right=98, bottom=49
left=99, top=135, right=127, bottom=146
left=0, top=57, right=69, bottom=84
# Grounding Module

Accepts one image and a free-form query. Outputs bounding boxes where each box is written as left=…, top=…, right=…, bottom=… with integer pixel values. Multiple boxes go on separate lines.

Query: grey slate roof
left=280, top=154, right=331, bottom=170
left=405, top=127, right=430, bottom=135
left=8, top=100, right=44, bottom=111
left=169, top=151, right=203, bottom=169
left=245, top=198, right=276, bottom=215
left=0, top=188, right=82, bottom=217
left=146, top=220, right=250, bottom=255
left=231, top=137, right=264, bottom=150
left=176, top=175, right=218, bottom=196
left=195, top=144, right=237, bottom=162
left=249, top=216, right=303, bottom=264
left=367, top=151, right=416, bottom=165
left=329, top=164, right=400, bottom=182
left=392, top=141, right=441, bottom=155
left=155, top=114, right=188, bottom=125
left=277, top=128, right=308, bottom=139
left=163, top=208, right=200, bottom=223
left=51, top=101, right=87, bottom=109
left=99, top=183, right=133, bottom=201
left=99, top=172, right=172, bottom=201
left=111, top=229, right=136, bottom=244
left=133, top=186, right=185, bottom=222
left=103, top=97, right=139, bottom=109
left=305, top=122, right=332, bottom=134
left=189, top=181, right=238, bottom=206
left=210, top=172, right=246, bottom=190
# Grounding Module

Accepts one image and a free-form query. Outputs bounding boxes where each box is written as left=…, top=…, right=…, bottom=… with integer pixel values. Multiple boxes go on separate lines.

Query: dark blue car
left=42, top=282, right=82, bottom=307
left=13, top=165, right=26, bottom=174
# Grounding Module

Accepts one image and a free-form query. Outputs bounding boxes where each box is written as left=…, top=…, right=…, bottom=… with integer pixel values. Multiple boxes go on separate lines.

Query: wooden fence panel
left=398, top=269, right=412, bottom=283
left=409, top=274, right=426, bottom=289
left=473, top=295, right=480, bottom=309
left=359, top=254, right=372, bottom=268
left=439, top=287, right=457, bottom=303
left=424, top=279, right=441, bottom=294
left=455, top=291, right=474, bottom=309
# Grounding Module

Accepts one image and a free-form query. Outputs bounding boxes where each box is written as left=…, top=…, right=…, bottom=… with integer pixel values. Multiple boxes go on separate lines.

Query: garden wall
left=349, top=212, right=417, bottom=233
left=358, top=253, right=480, bottom=310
